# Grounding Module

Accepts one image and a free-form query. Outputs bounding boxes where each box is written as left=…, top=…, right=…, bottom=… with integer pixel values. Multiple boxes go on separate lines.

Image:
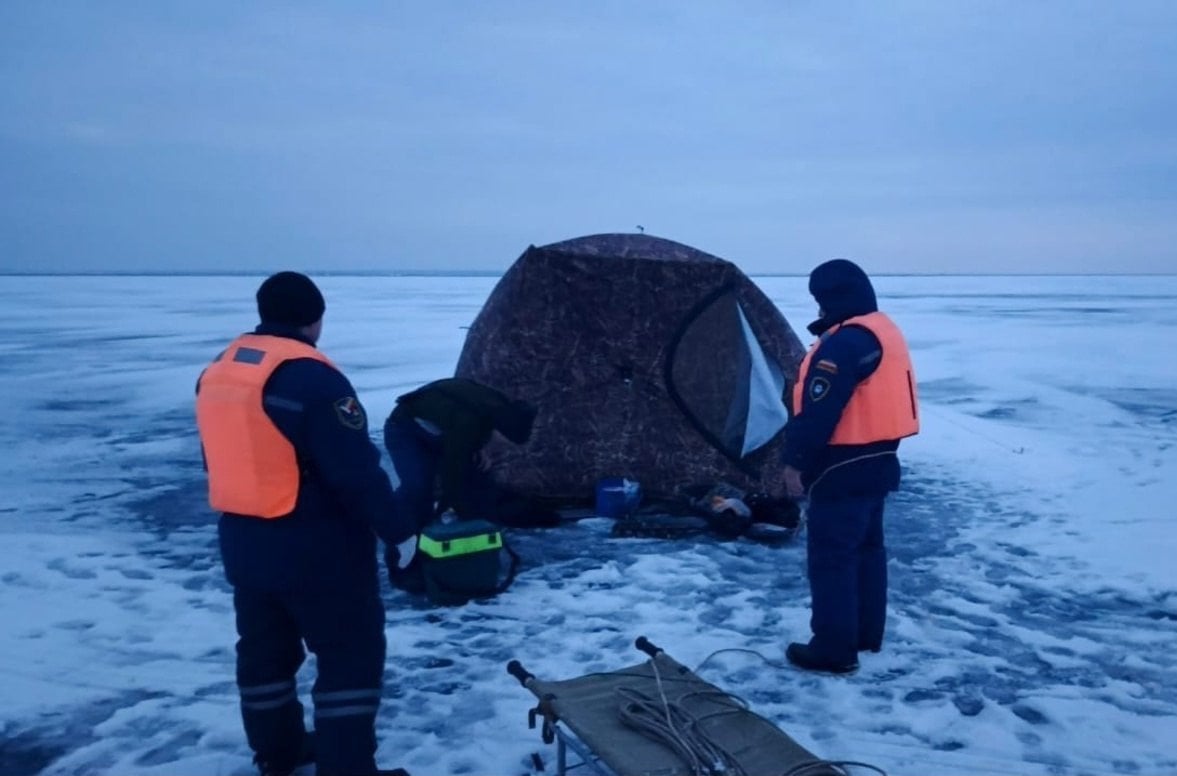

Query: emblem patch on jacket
left=815, top=359, right=839, bottom=375
left=334, top=396, right=366, bottom=430
left=809, top=376, right=831, bottom=402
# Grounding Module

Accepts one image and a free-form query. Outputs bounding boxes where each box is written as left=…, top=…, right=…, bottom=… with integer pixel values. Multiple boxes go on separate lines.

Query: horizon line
left=3, top=270, right=1176, bottom=279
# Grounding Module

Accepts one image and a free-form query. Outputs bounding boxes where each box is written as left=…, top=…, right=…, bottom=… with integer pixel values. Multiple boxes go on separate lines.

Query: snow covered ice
left=1, top=273, right=1175, bottom=775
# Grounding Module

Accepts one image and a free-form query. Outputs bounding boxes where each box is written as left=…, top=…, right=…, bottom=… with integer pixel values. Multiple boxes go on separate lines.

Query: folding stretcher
left=507, top=637, right=847, bottom=776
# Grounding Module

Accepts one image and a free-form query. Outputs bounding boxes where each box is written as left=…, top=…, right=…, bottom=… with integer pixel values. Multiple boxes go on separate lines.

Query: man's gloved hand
left=391, top=535, right=418, bottom=570
left=386, top=536, right=426, bottom=596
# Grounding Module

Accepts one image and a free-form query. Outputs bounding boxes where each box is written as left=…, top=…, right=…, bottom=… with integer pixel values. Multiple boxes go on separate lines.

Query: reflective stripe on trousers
left=240, top=678, right=299, bottom=711
left=313, top=687, right=383, bottom=720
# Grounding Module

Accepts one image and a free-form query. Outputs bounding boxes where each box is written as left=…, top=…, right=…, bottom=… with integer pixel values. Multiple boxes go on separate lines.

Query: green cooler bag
left=417, top=518, right=517, bottom=606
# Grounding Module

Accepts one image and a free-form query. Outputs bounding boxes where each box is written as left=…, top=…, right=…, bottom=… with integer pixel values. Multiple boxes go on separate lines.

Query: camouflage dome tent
left=455, top=233, right=807, bottom=503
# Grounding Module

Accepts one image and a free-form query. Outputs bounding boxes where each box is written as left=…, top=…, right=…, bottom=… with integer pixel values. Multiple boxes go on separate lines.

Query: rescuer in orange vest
left=781, top=259, right=919, bottom=674
left=196, top=271, right=416, bottom=776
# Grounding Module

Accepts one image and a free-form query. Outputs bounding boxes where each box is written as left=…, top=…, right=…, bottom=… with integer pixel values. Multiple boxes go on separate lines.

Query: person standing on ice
left=195, top=271, right=416, bottom=776
left=781, top=259, right=919, bottom=674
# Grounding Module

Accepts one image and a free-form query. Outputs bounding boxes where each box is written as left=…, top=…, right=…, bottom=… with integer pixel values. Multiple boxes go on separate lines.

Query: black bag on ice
left=416, top=517, right=519, bottom=606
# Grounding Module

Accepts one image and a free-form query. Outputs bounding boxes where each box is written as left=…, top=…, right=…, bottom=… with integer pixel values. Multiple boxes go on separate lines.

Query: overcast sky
left=2, top=2, right=1175, bottom=275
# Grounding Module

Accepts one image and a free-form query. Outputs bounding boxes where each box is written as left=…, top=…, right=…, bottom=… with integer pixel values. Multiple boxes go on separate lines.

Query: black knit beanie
left=256, top=271, right=326, bottom=327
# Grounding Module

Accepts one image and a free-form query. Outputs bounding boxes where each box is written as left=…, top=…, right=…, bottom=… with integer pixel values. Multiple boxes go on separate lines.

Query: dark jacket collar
left=254, top=322, right=316, bottom=347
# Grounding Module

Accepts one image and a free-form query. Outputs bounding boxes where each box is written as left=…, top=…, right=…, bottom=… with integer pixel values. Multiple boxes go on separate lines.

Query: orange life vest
left=195, top=333, right=335, bottom=518
left=791, top=312, right=919, bottom=445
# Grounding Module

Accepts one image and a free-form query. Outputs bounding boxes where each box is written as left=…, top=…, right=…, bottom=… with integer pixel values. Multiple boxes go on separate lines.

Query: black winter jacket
left=388, top=378, right=534, bottom=517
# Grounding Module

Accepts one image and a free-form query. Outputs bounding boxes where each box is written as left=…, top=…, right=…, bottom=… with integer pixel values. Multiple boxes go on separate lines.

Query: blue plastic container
left=595, top=477, right=642, bottom=518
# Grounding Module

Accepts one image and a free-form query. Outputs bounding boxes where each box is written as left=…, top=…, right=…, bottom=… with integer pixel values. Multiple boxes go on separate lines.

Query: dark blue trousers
left=383, top=413, right=496, bottom=524
left=383, top=414, right=440, bottom=529
left=804, top=495, right=888, bottom=664
left=233, top=586, right=386, bottom=776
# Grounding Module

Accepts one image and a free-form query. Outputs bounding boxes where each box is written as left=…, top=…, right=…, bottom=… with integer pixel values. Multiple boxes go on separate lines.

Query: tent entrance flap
left=737, top=303, right=788, bottom=455
left=668, top=289, right=788, bottom=462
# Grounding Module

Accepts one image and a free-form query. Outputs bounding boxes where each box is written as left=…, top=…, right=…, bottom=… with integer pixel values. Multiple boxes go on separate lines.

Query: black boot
left=786, top=642, right=858, bottom=674
left=254, top=730, right=315, bottom=776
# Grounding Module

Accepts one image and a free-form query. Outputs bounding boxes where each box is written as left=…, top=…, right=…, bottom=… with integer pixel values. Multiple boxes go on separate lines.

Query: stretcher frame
left=508, top=637, right=843, bottom=776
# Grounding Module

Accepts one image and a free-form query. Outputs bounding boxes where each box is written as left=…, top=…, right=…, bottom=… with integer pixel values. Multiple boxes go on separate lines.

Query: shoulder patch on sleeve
left=333, top=396, right=367, bottom=430
left=809, top=376, right=831, bottom=402
left=815, top=359, right=839, bottom=375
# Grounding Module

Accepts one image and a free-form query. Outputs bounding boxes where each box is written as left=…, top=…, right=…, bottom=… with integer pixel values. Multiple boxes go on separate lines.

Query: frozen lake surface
left=1, top=273, right=1175, bottom=775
